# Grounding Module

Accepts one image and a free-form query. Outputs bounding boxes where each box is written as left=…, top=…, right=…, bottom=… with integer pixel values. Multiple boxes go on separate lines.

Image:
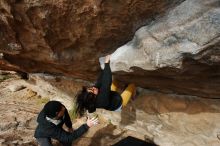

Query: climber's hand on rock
left=105, top=55, right=111, bottom=63
left=86, top=117, right=99, bottom=128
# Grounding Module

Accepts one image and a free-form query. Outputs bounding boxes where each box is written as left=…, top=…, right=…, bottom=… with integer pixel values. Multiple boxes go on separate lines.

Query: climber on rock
left=34, top=100, right=98, bottom=146
left=75, top=54, right=136, bottom=117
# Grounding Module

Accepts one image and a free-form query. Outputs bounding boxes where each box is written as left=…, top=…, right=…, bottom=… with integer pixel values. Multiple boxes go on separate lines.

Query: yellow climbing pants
left=111, top=80, right=136, bottom=107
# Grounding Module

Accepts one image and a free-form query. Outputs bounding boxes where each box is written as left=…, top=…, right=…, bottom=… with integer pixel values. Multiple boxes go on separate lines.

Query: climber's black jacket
left=88, top=63, right=122, bottom=113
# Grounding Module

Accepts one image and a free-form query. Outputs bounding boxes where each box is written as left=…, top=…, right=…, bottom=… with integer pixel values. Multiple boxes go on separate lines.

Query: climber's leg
left=121, top=84, right=136, bottom=107
left=111, top=80, right=119, bottom=92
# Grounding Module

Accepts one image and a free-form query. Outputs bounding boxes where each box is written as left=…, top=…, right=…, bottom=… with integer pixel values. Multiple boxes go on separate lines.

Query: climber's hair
left=75, top=86, right=96, bottom=117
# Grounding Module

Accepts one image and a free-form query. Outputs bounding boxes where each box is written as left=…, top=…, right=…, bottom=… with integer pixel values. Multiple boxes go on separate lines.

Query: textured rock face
left=98, top=89, right=220, bottom=146
left=111, top=0, right=220, bottom=98
left=0, top=0, right=182, bottom=77
left=0, top=0, right=219, bottom=98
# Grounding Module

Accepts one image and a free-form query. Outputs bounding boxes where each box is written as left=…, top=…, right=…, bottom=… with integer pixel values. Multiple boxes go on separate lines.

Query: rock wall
left=110, top=0, right=220, bottom=98
left=0, top=0, right=220, bottom=98
left=0, top=0, right=183, bottom=77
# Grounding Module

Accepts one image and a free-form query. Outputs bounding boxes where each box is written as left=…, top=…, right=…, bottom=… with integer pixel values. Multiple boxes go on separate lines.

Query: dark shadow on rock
left=16, top=71, right=29, bottom=80
left=87, top=124, right=126, bottom=146
left=112, top=136, right=158, bottom=146
left=120, top=102, right=136, bottom=126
